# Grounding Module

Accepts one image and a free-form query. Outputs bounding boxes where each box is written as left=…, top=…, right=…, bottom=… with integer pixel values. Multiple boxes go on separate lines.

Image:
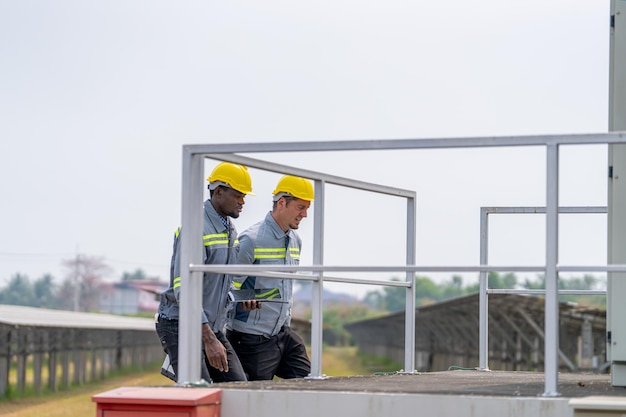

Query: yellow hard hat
left=207, top=162, right=254, bottom=195
left=272, top=175, right=314, bottom=201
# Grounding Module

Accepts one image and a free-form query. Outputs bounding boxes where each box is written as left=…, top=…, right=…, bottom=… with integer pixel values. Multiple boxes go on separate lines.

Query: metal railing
left=179, top=152, right=417, bottom=382
left=477, top=206, right=608, bottom=373
left=178, top=132, right=626, bottom=397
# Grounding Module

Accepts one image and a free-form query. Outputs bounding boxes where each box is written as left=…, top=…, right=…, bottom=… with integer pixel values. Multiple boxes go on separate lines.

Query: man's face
left=282, top=197, right=310, bottom=230
left=215, top=186, right=246, bottom=218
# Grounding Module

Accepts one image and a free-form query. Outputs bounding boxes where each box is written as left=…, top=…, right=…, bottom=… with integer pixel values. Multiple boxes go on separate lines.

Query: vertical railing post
left=478, top=207, right=490, bottom=370
left=178, top=148, right=205, bottom=385
left=309, top=179, right=325, bottom=378
left=404, top=195, right=417, bottom=373
left=544, top=143, right=560, bottom=396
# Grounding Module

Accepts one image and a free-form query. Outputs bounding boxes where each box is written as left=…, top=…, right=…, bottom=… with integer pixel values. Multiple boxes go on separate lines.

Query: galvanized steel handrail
left=179, top=131, right=626, bottom=396
left=477, top=206, right=609, bottom=377
left=179, top=150, right=417, bottom=385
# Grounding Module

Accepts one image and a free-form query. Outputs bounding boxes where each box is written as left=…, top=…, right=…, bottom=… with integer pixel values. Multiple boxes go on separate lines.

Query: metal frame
left=179, top=132, right=626, bottom=396
left=477, top=206, right=608, bottom=375
left=178, top=152, right=417, bottom=384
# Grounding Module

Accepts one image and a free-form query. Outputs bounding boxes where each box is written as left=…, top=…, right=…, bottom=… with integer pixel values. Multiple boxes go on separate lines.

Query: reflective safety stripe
left=233, top=281, right=243, bottom=289
left=173, top=276, right=181, bottom=289
left=253, top=247, right=300, bottom=259
left=254, top=247, right=286, bottom=259
left=204, top=233, right=229, bottom=246
left=174, top=227, right=181, bottom=238
left=256, top=287, right=281, bottom=300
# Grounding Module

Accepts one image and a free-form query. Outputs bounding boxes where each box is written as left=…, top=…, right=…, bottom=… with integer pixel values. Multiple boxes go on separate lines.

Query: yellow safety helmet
left=207, top=162, right=254, bottom=195
left=272, top=175, right=314, bottom=201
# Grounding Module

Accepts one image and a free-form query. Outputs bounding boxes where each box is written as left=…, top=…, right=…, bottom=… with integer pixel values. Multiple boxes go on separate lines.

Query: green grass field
left=0, top=364, right=166, bottom=417
left=0, top=346, right=398, bottom=417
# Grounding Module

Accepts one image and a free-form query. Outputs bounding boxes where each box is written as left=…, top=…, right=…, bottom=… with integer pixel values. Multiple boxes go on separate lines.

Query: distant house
left=99, top=279, right=168, bottom=315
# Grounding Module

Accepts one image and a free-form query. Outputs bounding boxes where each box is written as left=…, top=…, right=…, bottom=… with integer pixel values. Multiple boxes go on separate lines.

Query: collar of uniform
left=205, top=199, right=230, bottom=232
left=265, top=210, right=290, bottom=240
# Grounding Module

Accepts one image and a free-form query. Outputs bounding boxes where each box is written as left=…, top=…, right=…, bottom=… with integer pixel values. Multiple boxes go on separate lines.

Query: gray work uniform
left=226, top=211, right=310, bottom=380
left=156, top=199, right=246, bottom=383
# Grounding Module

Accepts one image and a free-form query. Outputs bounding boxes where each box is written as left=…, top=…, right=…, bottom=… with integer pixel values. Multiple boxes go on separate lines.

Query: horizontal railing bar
left=557, top=265, right=626, bottom=272
left=184, top=132, right=626, bottom=154
left=191, top=264, right=626, bottom=274
left=322, top=276, right=412, bottom=287
left=187, top=267, right=413, bottom=287
left=481, top=206, right=607, bottom=214
left=488, top=289, right=607, bottom=295
left=190, top=264, right=547, bottom=273
left=205, top=153, right=416, bottom=198
left=204, top=270, right=321, bottom=281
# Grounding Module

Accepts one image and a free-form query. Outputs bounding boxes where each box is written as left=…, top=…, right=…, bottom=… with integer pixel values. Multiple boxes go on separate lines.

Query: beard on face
left=227, top=206, right=242, bottom=218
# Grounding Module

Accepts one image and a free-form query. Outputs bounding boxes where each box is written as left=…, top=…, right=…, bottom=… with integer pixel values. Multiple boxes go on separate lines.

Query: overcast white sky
left=0, top=0, right=612, bottom=298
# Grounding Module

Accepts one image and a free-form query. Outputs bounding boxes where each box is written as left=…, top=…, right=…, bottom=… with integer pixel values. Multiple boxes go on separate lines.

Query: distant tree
left=363, top=275, right=463, bottom=313
left=441, top=275, right=465, bottom=300
left=378, top=278, right=407, bottom=312
left=414, top=276, right=443, bottom=306
left=522, top=274, right=603, bottom=292
left=60, top=254, right=112, bottom=311
left=495, top=272, right=518, bottom=289
left=522, top=274, right=606, bottom=309
left=560, top=274, right=606, bottom=309
left=55, top=278, right=77, bottom=311
left=306, top=303, right=382, bottom=346
left=465, top=272, right=519, bottom=293
left=560, top=274, right=602, bottom=291
left=351, top=270, right=606, bottom=320
left=121, top=268, right=159, bottom=281
left=362, top=290, right=384, bottom=310
left=33, top=274, right=57, bottom=308
left=0, top=273, right=37, bottom=306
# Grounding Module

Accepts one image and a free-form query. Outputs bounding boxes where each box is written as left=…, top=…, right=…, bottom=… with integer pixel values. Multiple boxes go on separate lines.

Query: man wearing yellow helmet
left=156, top=162, right=256, bottom=383
left=226, top=175, right=314, bottom=380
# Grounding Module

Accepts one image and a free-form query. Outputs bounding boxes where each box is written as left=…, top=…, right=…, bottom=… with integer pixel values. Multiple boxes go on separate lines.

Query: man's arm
left=171, top=228, right=183, bottom=303
left=202, top=323, right=228, bottom=372
left=172, top=228, right=210, bottom=322
left=236, top=233, right=255, bottom=265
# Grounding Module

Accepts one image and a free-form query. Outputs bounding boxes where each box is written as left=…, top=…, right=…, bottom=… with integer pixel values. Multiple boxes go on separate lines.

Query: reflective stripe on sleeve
left=203, top=232, right=229, bottom=246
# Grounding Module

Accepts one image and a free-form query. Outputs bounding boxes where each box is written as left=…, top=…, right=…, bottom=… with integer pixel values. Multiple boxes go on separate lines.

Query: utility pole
left=73, top=249, right=80, bottom=311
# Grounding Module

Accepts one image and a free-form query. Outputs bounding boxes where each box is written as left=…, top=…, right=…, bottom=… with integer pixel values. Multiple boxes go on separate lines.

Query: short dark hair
left=272, top=195, right=298, bottom=210
left=209, top=184, right=230, bottom=198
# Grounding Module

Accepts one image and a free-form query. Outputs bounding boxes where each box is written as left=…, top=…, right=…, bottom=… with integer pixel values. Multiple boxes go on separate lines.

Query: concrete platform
left=211, top=370, right=626, bottom=417
left=216, top=370, right=624, bottom=397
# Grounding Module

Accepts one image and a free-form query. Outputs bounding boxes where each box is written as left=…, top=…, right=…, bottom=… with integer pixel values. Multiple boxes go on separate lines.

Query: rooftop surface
left=215, top=370, right=626, bottom=398
left=0, top=304, right=155, bottom=330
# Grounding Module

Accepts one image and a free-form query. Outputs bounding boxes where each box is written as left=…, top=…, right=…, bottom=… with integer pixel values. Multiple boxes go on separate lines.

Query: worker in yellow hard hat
left=226, top=175, right=314, bottom=381
left=156, top=162, right=257, bottom=384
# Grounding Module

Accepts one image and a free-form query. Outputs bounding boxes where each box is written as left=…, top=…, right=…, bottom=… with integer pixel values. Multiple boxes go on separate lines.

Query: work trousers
left=226, top=325, right=311, bottom=381
left=155, top=316, right=247, bottom=383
